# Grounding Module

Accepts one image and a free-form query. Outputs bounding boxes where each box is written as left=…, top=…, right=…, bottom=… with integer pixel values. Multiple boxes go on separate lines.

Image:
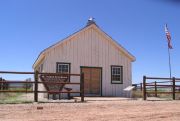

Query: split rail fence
left=0, top=71, right=84, bottom=102
left=0, top=77, right=9, bottom=90
left=143, top=76, right=180, bottom=100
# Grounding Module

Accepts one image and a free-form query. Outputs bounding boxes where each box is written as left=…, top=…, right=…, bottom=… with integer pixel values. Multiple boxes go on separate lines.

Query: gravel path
left=0, top=97, right=180, bottom=121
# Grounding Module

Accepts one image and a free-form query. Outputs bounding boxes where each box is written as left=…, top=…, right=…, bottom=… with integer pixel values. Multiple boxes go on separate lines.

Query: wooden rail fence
left=0, top=71, right=84, bottom=102
left=132, top=83, right=143, bottom=91
left=143, top=76, right=180, bottom=100
left=0, top=77, right=9, bottom=90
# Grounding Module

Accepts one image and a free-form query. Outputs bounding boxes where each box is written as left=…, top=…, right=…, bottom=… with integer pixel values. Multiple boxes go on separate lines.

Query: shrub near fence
left=0, top=77, right=2, bottom=90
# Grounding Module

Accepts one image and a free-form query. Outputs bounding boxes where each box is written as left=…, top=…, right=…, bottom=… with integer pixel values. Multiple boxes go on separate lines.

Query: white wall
left=42, top=25, right=132, bottom=97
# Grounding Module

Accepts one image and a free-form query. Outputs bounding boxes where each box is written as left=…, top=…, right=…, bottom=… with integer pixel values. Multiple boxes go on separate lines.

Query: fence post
left=5, top=81, right=8, bottom=90
left=143, top=76, right=146, bottom=100
left=172, top=77, right=175, bottom=100
left=26, top=79, right=27, bottom=93
left=155, top=81, right=157, bottom=97
left=0, top=77, right=2, bottom=90
left=80, top=73, right=84, bottom=102
left=140, top=83, right=142, bottom=91
left=2, top=79, right=5, bottom=90
left=4, top=79, right=7, bottom=90
left=34, top=70, right=39, bottom=102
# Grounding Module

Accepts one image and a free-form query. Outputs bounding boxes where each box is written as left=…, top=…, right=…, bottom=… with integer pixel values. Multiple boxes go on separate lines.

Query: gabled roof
left=33, top=21, right=135, bottom=68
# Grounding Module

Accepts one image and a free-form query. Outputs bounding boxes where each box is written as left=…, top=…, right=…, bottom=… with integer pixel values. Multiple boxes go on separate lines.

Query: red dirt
left=0, top=98, right=180, bottom=121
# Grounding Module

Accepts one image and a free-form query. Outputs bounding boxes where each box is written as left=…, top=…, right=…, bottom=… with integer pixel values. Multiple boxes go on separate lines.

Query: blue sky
left=0, top=0, right=180, bottom=83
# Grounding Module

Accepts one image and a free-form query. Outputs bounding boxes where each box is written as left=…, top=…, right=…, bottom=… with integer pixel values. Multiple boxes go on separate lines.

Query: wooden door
left=81, top=67, right=101, bottom=95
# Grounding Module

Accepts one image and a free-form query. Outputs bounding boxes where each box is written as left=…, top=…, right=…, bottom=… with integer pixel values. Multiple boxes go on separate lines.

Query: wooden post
left=5, top=81, right=8, bottom=90
left=53, top=94, right=56, bottom=100
left=80, top=73, right=84, bottom=102
left=1, top=79, right=2, bottom=90
left=0, top=77, right=2, bottom=90
left=7, top=82, right=8, bottom=90
left=26, top=79, right=27, bottom=93
left=155, top=81, right=157, bottom=97
left=48, top=94, right=50, bottom=99
left=172, top=77, right=175, bottom=100
left=59, top=93, right=61, bottom=100
left=140, top=83, right=142, bottom=91
left=67, top=92, right=70, bottom=100
left=34, top=70, right=39, bottom=102
left=143, top=76, right=147, bottom=100
left=2, top=79, right=5, bottom=90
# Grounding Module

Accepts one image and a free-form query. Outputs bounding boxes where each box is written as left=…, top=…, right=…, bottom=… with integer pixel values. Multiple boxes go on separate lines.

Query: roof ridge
left=33, top=21, right=135, bottom=68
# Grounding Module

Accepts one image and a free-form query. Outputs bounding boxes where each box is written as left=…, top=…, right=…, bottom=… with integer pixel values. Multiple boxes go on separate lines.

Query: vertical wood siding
left=43, top=26, right=132, bottom=97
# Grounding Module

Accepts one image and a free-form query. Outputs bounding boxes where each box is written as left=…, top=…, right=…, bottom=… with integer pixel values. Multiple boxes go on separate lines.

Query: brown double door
left=81, top=67, right=101, bottom=96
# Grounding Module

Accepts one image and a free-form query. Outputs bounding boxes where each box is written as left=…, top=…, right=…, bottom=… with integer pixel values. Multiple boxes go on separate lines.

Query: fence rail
left=0, top=77, right=9, bottom=90
left=143, top=76, right=180, bottom=100
left=0, top=71, right=85, bottom=102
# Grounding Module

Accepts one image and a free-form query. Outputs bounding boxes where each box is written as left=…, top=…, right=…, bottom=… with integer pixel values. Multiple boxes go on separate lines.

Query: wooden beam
left=0, top=90, right=34, bottom=93
left=146, top=77, right=172, bottom=80
left=39, top=72, right=81, bottom=76
left=34, top=70, right=39, bottom=102
left=143, top=76, right=146, bottom=100
left=0, top=81, right=35, bottom=84
left=0, top=71, right=34, bottom=74
left=140, top=83, right=142, bottom=91
left=155, top=81, right=157, bottom=97
left=38, top=91, right=81, bottom=93
left=172, top=77, right=175, bottom=100
left=80, top=73, right=84, bottom=102
left=0, top=90, right=82, bottom=94
left=0, top=71, right=81, bottom=76
left=39, top=81, right=80, bottom=85
left=147, top=91, right=172, bottom=94
left=146, top=84, right=172, bottom=87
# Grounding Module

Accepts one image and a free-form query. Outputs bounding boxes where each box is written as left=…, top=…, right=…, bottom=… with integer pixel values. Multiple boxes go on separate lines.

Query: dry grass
left=132, top=90, right=143, bottom=98
left=0, top=97, right=180, bottom=121
left=132, top=89, right=180, bottom=100
left=0, top=92, right=33, bottom=104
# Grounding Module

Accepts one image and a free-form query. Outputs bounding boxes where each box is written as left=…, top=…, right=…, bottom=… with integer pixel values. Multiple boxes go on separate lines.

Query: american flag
left=165, top=24, right=173, bottom=49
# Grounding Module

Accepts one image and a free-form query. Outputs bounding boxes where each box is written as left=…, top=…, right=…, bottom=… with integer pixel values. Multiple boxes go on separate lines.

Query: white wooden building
left=33, top=18, right=135, bottom=99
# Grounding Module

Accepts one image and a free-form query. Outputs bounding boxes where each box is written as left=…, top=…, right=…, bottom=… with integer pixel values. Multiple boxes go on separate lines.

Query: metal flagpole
left=165, top=24, right=172, bottom=80
left=167, top=46, right=172, bottom=79
left=167, top=43, right=173, bottom=93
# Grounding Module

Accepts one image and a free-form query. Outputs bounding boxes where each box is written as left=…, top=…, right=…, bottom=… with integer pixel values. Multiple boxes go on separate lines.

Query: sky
left=0, top=0, right=180, bottom=83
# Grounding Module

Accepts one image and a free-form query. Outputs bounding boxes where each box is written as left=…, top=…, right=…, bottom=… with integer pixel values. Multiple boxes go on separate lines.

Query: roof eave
left=32, top=52, right=45, bottom=69
left=91, top=24, right=136, bottom=62
left=33, top=23, right=136, bottom=68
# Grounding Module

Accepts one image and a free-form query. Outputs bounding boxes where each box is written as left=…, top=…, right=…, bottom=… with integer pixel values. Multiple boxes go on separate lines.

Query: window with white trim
left=56, top=62, right=71, bottom=81
left=57, top=64, right=69, bottom=73
left=111, top=66, right=123, bottom=84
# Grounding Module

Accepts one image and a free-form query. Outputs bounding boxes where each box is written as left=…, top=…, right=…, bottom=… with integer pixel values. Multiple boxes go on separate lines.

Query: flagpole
left=165, top=24, right=172, bottom=80
left=167, top=46, right=172, bottom=79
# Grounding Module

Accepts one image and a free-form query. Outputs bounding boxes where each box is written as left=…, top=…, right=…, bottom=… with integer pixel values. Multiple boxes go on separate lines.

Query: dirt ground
left=0, top=97, right=180, bottom=121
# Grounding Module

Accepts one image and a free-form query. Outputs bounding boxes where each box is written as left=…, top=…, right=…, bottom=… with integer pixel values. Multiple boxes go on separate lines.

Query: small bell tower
left=86, top=17, right=96, bottom=26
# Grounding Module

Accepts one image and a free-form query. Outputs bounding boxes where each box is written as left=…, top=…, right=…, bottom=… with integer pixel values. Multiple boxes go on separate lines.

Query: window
left=111, top=66, right=123, bottom=84
left=56, top=62, right=71, bottom=81
left=56, top=62, right=70, bottom=73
